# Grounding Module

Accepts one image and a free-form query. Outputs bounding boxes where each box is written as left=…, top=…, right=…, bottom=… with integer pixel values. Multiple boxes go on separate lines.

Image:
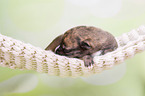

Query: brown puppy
left=45, top=26, right=118, bottom=67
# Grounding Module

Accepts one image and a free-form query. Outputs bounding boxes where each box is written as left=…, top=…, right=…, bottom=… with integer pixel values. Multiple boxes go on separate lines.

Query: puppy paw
left=82, top=55, right=94, bottom=67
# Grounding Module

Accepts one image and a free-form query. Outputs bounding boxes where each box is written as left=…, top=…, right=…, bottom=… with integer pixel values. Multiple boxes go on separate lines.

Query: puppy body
left=45, top=26, right=118, bottom=67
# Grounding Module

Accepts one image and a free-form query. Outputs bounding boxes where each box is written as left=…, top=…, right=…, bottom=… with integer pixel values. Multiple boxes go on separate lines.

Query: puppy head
left=55, top=26, right=101, bottom=58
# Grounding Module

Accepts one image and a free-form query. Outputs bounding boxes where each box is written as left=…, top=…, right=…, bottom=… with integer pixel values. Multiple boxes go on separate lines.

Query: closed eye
left=80, top=41, right=91, bottom=50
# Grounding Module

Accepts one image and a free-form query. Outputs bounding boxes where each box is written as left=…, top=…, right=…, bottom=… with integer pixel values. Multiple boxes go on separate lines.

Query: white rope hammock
left=0, top=25, right=145, bottom=77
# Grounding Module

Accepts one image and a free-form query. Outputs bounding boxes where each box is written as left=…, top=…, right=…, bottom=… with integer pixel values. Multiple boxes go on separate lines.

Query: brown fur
left=45, top=26, right=118, bottom=67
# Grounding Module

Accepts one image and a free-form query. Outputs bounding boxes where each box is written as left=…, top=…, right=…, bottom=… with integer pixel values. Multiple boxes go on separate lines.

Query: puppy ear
left=45, top=34, right=63, bottom=52
left=80, top=41, right=91, bottom=50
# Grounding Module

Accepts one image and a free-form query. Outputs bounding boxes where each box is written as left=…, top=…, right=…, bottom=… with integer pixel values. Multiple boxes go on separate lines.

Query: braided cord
left=0, top=26, right=145, bottom=77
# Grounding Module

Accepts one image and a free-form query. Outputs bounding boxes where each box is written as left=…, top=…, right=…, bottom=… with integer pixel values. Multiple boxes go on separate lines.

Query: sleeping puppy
left=45, top=26, right=118, bottom=67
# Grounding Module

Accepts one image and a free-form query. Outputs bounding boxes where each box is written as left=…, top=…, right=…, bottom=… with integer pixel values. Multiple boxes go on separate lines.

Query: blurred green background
left=0, top=0, right=145, bottom=96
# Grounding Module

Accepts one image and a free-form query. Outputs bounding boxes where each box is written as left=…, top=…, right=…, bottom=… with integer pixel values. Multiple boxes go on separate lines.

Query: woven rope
left=0, top=25, right=145, bottom=77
